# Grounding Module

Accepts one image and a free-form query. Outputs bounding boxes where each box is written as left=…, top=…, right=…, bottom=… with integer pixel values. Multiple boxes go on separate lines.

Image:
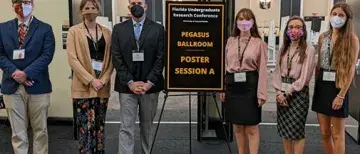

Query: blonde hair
left=330, top=2, right=355, bottom=88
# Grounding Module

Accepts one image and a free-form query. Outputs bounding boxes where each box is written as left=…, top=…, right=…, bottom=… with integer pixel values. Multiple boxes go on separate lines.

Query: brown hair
left=231, top=8, right=261, bottom=38
left=12, top=0, right=34, bottom=4
left=79, top=0, right=100, bottom=12
left=330, top=2, right=355, bottom=88
left=279, top=16, right=308, bottom=66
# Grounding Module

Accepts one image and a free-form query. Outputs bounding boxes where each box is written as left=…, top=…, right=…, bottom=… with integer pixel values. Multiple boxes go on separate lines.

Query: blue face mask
left=330, top=16, right=346, bottom=28
left=22, top=3, right=32, bottom=17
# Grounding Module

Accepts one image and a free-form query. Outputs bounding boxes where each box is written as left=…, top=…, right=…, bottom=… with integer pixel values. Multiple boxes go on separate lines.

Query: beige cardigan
left=66, top=23, right=113, bottom=99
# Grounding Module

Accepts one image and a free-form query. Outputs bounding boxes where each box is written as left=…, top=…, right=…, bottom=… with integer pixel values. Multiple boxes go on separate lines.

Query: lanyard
left=287, top=45, right=299, bottom=77
left=237, top=36, right=252, bottom=68
left=136, top=41, right=140, bottom=52
left=84, top=23, right=100, bottom=60
left=84, top=23, right=99, bottom=52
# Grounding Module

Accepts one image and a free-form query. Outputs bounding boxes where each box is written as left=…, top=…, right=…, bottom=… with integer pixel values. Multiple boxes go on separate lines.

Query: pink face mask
left=286, top=29, right=304, bottom=41
left=237, top=20, right=254, bottom=32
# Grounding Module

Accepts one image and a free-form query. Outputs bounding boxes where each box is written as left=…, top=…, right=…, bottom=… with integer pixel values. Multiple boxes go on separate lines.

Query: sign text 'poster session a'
left=166, top=2, right=225, bottom=91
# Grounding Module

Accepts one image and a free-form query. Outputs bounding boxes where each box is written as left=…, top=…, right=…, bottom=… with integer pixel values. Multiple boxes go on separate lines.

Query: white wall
left=0, top=0, right=72, bottom=118
left=115, top=0, right=131, bottom=17
left=234, top=0, right=333, bottom=27
left=303, top=0, right=329, bottom=16
left=251, top=0, right=281, bottom=27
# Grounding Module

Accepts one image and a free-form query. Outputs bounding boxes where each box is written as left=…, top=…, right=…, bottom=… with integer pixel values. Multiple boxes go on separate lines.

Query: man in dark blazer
left=0, top=0, right=55, bottom=153
left=111, top=0, right=164, bottom=153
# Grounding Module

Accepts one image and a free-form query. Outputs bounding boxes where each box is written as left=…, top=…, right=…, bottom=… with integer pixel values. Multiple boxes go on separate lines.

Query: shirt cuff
left=127, top=80, right=134, bottom=85
left=147, top=80, right=155, bottom=86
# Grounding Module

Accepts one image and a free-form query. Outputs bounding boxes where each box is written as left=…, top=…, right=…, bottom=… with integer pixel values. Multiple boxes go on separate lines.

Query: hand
left=23, top=80, right=34, bottom=86
left=276, top=93, right=288, bottom=107
left=129, top=81, right=145, bottom=94
left=140, top=82, right=153, bottom=94
left=12, top=70, right=27, bottom=83
left=258, top=98, right=266, bottom=107
left=219, top=93, right=225, bottom=102
left=332, top=96, right=344, bottom=110
left=91, top=79, right=104, bottom=91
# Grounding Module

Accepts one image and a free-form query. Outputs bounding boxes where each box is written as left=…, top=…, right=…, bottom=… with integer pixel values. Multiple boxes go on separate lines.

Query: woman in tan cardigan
left=66, top=0, right=113, bottom=153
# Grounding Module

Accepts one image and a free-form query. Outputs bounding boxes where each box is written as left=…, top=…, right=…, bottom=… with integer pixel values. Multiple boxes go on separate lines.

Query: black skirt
left=224, top=71, right=261, bottom=125
left=312, top=68, right=349, bottom=118
left=277, top=77, right=310, bottom=140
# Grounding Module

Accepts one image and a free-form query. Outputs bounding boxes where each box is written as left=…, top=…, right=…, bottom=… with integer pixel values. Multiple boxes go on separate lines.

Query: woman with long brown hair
left=312, top=2, right=359, bottom=154
left=66, top=0, right=113, bottom=153
left=220, top=8, right=268, bottom=154
left=273, top=16, right=316, bottom=154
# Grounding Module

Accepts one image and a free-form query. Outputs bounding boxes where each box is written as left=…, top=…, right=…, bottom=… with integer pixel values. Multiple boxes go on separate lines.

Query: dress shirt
left=18, top=15, right=33, bottom=33
left=128, top=17, right=154, bottom=86
left=225, top=36, right=269, bottom=101
left=132, top=18, right=145, bottom=40
left=272, top=45, right=316, bottom=95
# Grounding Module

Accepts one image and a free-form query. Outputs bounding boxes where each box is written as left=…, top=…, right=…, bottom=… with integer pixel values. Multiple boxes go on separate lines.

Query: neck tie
left=19, top=24, right=26, bottom=49
left=135, top=23, right=141, bottom=41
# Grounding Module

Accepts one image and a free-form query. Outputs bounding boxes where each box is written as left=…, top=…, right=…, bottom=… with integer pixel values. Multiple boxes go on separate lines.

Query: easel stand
left=150, top=91, right=232, bottom=154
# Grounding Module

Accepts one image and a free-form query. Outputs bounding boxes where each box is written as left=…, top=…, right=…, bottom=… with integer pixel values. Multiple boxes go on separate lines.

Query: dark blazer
left=0, top=17, right=55, bottom=95
left=111, top=18, right=165, bottom=94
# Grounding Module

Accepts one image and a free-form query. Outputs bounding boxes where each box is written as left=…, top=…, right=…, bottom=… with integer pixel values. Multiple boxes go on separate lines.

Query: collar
left=18, top=15, right=33, bottom=27
left=132, top=17, right=145, bottom=26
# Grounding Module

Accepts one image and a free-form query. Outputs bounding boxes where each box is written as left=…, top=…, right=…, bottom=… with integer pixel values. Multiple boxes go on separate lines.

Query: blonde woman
left=66, top=0, right=113, bottom=153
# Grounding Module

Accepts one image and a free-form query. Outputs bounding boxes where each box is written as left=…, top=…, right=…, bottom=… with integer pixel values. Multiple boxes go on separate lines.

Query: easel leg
left=189, top=93, right=192, bottom=154
left=150, top=91, right=169, bottom=154
left=211, top=93, right=232, bottom=154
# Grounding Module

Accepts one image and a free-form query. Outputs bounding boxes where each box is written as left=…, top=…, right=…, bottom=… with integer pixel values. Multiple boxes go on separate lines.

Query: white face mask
left=22, top=3, right=32, bottom=17
left=330, top=16, right=346, bottom=28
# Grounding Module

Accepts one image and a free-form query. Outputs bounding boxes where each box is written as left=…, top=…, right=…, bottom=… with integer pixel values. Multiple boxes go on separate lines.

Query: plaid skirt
left=277, top=77, right=310, bottom=140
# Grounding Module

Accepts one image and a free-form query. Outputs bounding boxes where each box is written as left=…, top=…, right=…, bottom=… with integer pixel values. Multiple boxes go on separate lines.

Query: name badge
left=323, top=71, right=336, bottom=81
left=281, top=82, right=292, bottom=92
left=91, top=60, right=103, bottom=71
left=234, top=72, right=246, bottom=82
left=13, top=49, right=25, bottom=60
left=132, top=50, right=144, bottom=62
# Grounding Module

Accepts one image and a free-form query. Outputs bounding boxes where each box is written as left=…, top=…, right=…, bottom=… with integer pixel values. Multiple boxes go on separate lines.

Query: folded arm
left=0, top=29, right=18, bottom=75
left=288, top=46, right=316, bottom=94
left=257, top=42, right=268, bottom=101
left=315, top=34, right=324, bottom=79
left=23, top=26, right=55, bottom=79
left=100, top=52, right=114, bottom=85
left=66, top=28, right=94, bottom=85
left=146, top=26, right=165, bottom=84
left=272, top=50, right=283, bottom=95
left=111, top=26, right=134, bottom=86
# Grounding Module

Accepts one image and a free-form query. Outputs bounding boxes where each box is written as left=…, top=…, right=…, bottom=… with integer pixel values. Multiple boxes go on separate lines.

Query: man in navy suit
left=0, top=0, right=55, bottom=153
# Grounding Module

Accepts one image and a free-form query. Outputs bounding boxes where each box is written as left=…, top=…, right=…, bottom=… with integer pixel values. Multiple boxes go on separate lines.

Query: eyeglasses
left=13, top=1, right=32, bottom=5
